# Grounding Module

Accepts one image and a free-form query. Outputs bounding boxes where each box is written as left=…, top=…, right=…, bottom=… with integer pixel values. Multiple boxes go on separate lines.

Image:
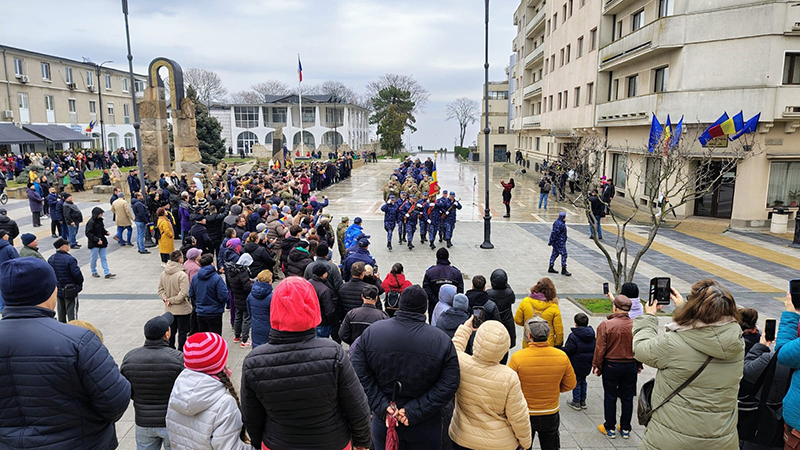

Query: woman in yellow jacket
left=156, top=207, right=175, bottom=266
left=514, top=277, right=563, bottom=348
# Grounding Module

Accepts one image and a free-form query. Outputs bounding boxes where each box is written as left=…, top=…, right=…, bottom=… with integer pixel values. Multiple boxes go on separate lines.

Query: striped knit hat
left=183, top=332, right=228, bottom=375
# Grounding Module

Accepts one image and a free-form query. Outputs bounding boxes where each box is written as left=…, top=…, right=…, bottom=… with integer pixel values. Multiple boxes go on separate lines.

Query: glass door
left=45, top=95, right=55, bottom=123
left=17, top=93, right=29, bottom=123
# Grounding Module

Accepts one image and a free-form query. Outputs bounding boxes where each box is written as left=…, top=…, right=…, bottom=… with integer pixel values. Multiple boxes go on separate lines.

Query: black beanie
left=399, top=285, right=428, bottom=314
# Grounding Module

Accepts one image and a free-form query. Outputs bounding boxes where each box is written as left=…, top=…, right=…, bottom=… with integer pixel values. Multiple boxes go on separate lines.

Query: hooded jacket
left=431, top=284, right=457, bottom=327
left=0, top=214, right=19, bottom=242
left=437, top=294, right=471, bottom=339
left=189, top=265, right=229, bottom=316
left=243, top=242, right=273, bottom=278
left=227, top=261, right=253, bottom=310
left=487, top=269, right=517, bottom=348
left=514, top=293, right=563, bottom=348
left=85, top=207, right=109, bottom=249
left=284, top=246, right=313, bottom=277
left=0, top=239, right=19, bottom=263
left=633, top=314, right=744, bottom=450
left=448, top=322, right=532, bottom=450
left=166, top=369, right=249, bottom=450
left=158, top=260, right=191, bottom=316
left=465, top=289, right=500, bottom=323
left=247, top=281, right=273, bottom=347
left=563, top=326, right=596, bottom=378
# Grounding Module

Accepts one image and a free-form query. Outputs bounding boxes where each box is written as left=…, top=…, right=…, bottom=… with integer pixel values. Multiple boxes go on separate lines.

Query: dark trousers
left=197, top=315, right=223, bottom=335
left=56, top=294, right=78, bottom=323
left=32, top=211, right=41, bottom=227
left=51, top=218, right=61, bottom=237
left=169, top=314, right=190, bottom=351
left=371, top=416, right=441, bottom=450
left=602, top=361, right=638, bottom=432
left=530, top=412, right=560, bottom=450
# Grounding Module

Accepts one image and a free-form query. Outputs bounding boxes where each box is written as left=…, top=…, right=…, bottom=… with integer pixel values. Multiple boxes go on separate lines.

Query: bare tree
left=366, top=74, right=429, bottom=112
left=183, top=68, right=228, bottom=106
left=228, top=90, right=263, bottom=104
left=319, top=80, right=361, bottom=104
left=446, top=97, right=479, bottom=148
left=565, top=127, right=760, bottom=292
left=251, top=80, right=290, bottom=97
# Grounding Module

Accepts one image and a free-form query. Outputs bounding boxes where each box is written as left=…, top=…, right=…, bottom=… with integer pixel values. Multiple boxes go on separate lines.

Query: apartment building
left=210, top=94, right=369, bottom=154
left=0, top=45, right=147, bottom=154
left=475, top=81, right=515, bottom=161
left=508, top=0, right=800, bottom=228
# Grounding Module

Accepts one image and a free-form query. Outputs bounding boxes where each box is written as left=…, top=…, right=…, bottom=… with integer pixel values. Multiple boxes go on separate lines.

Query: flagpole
left=298, top=53, right=303, bottom=159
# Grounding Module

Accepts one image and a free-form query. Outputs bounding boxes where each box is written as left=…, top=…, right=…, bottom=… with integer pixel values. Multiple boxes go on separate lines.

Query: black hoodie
left=486, top=269, right=517, bottom=348
left=85, top=207, right=108, bottom=249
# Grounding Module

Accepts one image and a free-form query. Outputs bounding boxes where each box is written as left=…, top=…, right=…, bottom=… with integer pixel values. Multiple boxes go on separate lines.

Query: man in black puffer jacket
left=351, top=285, right=460, bottom=450
left=0, top=258, right=130, bottom=449
left=486, top=268, right=517, bottom=363
left=204, top=204, right=227, bottom=260
left=227, top=253, right=253, bottom=346
left=241, top=277, right=371, bottom=450
left=422, top=248, right=464, bottom=321
left=339, top=261, right=371, bottom=317
left=120, top=312, right=183, bottom=449
left=47, top=238, right=83, bottom=323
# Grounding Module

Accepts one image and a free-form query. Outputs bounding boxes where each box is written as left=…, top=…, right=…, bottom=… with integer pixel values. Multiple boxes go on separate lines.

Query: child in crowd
left=564, top=312, right=596, bottom=410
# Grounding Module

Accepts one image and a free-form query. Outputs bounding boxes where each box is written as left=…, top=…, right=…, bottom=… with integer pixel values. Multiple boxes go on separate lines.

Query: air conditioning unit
left=67, top=82, right=77, bottom=89
left=20, top=75, right=29, bottom=83
left=87, top=85, right=95, bottom=92
left=1, top=111, right=13, bottom=119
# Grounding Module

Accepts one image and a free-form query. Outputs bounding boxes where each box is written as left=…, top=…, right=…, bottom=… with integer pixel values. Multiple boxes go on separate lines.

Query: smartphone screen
left=472, top=307, right=485, bottom=328
left=791, top=279, right=800, bottom=310
left=603, top=283, right=609, bottom=295
left=649, top=278, right=671, bottom=306
left=765, top=319, right=777, bottom=342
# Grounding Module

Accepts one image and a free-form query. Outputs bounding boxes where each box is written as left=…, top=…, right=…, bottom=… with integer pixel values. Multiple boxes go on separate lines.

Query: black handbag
left=63, top=284, right=80, bottom=298
left=737, top=350, right=784, bottom=447
left=385, top=274, right=401, bottom=311
left=637, top=355, right=712, bottom=426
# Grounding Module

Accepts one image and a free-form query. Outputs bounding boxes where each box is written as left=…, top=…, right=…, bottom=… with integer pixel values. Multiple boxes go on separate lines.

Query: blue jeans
left=68, top=224, right=79, bottom=246
left=316, top=324, right=332, bottom=338
left=90, top=247, right=110, bottom=276
left=539, top=192, right=549, bottom=209
left=135, top=425, right=172, bottom=450
left=572, top=376, right=588, bottom=403
left=135, top=221, right=146, bottom=251
left=117, top=225, right=132, bottom=245
left=590, top=214, right=603, bottom=238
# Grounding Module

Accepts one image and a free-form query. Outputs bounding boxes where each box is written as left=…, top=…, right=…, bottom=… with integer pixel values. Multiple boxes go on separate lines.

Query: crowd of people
left=0, top=151, right=798, bottom=450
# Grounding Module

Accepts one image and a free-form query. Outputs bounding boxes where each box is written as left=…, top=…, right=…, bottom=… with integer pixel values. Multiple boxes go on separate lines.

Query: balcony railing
left=526, top=8, right=546, bottom=37
left=603, top=0, right=637, bottom=15
left=599, top=15, right=685, bottom=70
left=523, top=80, right=543, bottom=98
left=524, top=45, right=544, bottom=68
left=522, top=115, right=541, bottom=128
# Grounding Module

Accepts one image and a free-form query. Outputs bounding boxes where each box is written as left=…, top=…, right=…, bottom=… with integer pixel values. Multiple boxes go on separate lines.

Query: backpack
left=152, top=222, right=161, bottom=242
left=543, top=182, right=552, bottom=193
left=385, top=274, right=401, bottom=311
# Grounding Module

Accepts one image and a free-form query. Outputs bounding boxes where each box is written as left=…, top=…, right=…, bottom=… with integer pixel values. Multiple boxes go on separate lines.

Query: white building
left=210, top=94, right=369, bottom=154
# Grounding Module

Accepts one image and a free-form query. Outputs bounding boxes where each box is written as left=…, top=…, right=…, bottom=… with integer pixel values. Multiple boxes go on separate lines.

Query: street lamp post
left=121, top=0, right=145, bottom=190
left=94, top=60, right=113, bottom=158
left=480, top=0, right=494, bottom=249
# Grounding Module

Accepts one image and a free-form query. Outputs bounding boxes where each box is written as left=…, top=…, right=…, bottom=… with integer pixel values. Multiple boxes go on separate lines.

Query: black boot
left=388, top=242, right=392, bottom=250
left=408, top=242, right=414, bottom=250
left=548, top=265, right=558, bottom=274
left=430, top=242, right=436, bottom=249
left=446, top=239, right=452, bottom=248
left=561, top=266, right=572, bottom=277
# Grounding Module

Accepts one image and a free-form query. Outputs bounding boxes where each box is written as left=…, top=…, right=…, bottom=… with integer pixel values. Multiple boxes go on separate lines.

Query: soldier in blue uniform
left=396, top=191, right=411, bottom=244
left=417, top=194, right=432, bottom=245
left=403, top=193, right=420, bottom=250
left=380, top=195, right=399, bottom=250
left=436, top=190, right=449, bottom=243
left=424, top=194, right=440, bottom=250
left=442, top=191, right=461, bottom=248
left=547, top=211, right=572, bottom=276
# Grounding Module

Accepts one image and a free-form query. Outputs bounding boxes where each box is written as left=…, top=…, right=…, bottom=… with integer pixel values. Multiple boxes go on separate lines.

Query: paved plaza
left=2, top=153, right=795, bottom=449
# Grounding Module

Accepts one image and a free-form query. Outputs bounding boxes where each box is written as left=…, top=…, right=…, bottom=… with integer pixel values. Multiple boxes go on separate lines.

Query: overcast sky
left=2, top=0, right=518, bottom=150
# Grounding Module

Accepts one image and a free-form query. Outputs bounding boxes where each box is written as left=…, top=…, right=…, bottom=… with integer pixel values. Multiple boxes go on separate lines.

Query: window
left=560, top=49, right=565, bottom=66
left=237, top=131, right=259, bottom=152
left=89, top=100, right=97, bottom=114
left=783, top=53, right=800, bottom=85
left=536, top=137, right=541, bottom=150
left=654, top=66, right=669, bottom=92
left=14, top=58, right=25, bottom=77
left=124, top=133, right=135, bottom=150
left=632, top=10, right=644, bottom=31
left=553, top=14, right=557, bottom=30
left=488, top=91, right=509, bottom=100
left=123, top=104, right=130, bottom=124
left=562, top=4, right=567, bottom=21
left=577, top=36, right=584, bottom=58
left=271, top=107, right=287, bottom=124
left=587, top=82, right=594, bottom=104
left=105, top=74, right=112, bottom=90
left=107, top=102, right=114, bottom=116
left=613, top=79, right=620, bottom=100
left=551, top=55, right=556, bottom=70
left=569, top=0, right=573, bottom=16
left=558, top=92, right=562, bottom=110
left=234, top=106, right=259, bottom=128
left=549, top=95, right=554, bottom=111
left=68, top=99, right=76, bottom=113
left=122, top=78, right=129, bottom=93
left=86, top=70, right=94, bottom=87
left=580, top=0, right=586, bottom=6
left=617, top=21, right=623, bottom=39
left=498, top=126, right=505, bottom=134
left=566, top=45, right=571, bottom=64
left=45, top=95, right=54, bottom=111
left=768, top=161, right=800, bottom=206
left=612, top=153, right=627, bottom=189
left=590, top=28, right=598, bottom=50
left=658, top=0, right=673, bottom=18
left=326, top=107, right=344, bottom=125
left=574, top=87, right=581, bottom=107
left=41, top=62, right=51, bottom=81
left=108, top=133, right=119, bottom=150
left=547, top=19, right=551, bottom=35
left=302, top=106, right=315, bottom=123
left=627, top=75, right=639, bottom=97
left=644, top=157, right=662, bottom=196
left=65, top=67, right=73, bottom=84
left=564, top=90, right=568, bottom=109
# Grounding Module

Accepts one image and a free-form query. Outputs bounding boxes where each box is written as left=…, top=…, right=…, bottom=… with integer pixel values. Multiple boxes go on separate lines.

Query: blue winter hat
left=354, top=217, right=362, bottom=224
left=0, top=258, right=57, bottom=307
left=558, top=211, right=567, bottom=219
left=453, top=293, right=469, bottom=312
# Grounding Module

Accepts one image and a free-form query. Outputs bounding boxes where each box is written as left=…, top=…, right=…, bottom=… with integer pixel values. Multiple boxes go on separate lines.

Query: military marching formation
left=380, top=157, right=462, bottom=251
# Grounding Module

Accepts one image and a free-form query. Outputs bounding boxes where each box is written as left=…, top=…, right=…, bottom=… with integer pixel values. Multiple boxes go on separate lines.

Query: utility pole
left=480, top=0, right=494, bottom=249
left=122, top=0, right=145, bottom=190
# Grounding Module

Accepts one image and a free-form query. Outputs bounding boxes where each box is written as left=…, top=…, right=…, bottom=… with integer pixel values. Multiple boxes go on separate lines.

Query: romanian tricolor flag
left=429, top=162, right=438, bottom=196
left=298, top=55, right=303, bottom=82
left=85, top=120, right=96, bottom=133
left=662, top=115, right=672, bottom=155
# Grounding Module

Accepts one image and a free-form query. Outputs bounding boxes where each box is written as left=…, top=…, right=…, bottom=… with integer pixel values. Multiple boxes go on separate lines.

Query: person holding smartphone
left=777, top=291, right=800, bottom=449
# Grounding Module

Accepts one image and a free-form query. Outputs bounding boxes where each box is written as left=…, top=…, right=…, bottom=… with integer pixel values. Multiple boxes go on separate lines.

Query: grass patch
left=574, top=297, right=671, bottom=316
left=224, top=157, right=255, bottom=163
left=8, top=169, right=105, bottom=189
left=381, top=152, right=411, bottom=160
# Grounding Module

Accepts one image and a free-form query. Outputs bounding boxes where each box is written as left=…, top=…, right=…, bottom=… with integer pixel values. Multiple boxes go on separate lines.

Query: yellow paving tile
left=679, top=229, right=800, bottom=272
left=603, top=228, right=779, bottom=292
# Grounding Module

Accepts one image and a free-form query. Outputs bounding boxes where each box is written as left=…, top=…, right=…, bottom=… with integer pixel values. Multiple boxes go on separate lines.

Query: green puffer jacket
left=633, top=314, right=744, bottom=450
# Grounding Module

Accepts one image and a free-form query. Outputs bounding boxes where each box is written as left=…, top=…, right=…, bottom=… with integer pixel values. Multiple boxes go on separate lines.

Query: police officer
left=443, top=191, right=461, bottom=248
left=417, top=194, right=430, bottom=245
left=381, top=195, right=399, bottom=250
left=436, top=190, right=449, bottom=243
left=424, top=194, right=440, bottom=250
left=547, top=211, right=571, bottom=276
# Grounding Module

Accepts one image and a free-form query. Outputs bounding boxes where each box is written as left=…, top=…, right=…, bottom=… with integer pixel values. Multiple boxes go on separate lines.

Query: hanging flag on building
left=648, top=114, right=663, bottom=153
left=429, top=161, right=438, bottom=196
left=729, top=113, right=761, bottom=141
left=670, top=116, right=684, bottom=150
left=297, top=55, right=303, bottom=82
left=85, top=120, right=96, bottom=133
left=663, top=115, right=672, bottom=154
left=699, top=112, right=730, bottom=146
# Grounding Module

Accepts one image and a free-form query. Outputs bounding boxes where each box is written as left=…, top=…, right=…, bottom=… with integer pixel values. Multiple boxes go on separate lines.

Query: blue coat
left=247, top=280, right=273, bottom=348
left=777, top=311, right=800, bottom=428
left=0, top=239, right=18, bottom=263
left=548, top=217, right=567, bottom=248
left=47, top=250, right=84, bottom=296
left=343, top=224, right=363, bottom=249
left=342, top=247, right=377, bottom=282
left=189, top=265, right=229, bottom=316
left=131, top=198, right=149, bottom=223
left=47, top=193, right=61, bottom=220
left=380, top=202, right=399, bottom=228
left=0, top=306, right=131, bottom=450
left=443, top=198, right=461, bottom=224
left=563, top=326, right=596, bottom=378
left=310, top=197, right=329, bottom=214
left=27, top=188, right=43, bottom=213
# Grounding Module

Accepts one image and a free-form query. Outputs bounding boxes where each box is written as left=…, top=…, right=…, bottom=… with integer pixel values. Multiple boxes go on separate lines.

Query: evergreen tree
left=186, top=85, right=226, bottom=165
left=369, top=86, right=416, bottom=155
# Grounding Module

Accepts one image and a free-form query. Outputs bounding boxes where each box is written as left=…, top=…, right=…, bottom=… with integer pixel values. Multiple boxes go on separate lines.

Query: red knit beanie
left=184, top=332, right=228, bottom=375
left=270, top=276, right=321, bottom=332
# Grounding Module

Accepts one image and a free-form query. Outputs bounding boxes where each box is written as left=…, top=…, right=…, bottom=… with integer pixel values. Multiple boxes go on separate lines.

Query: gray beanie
left=525, top=317, right=550, bottom=343
left=452, top=293, right=469, bottom=312
left=231, top=204, right=242, bottom=215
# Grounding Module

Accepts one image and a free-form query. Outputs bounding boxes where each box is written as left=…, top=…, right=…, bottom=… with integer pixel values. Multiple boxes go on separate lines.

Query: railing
left=524, top=45, right=544, bottom=68
left=522, top=115, right=541, bottom=128
left=599, top=15, right=685, bottom=69
left=523, top=80, right=543, bottom=98
left=526, top=8, right=546, bottom=37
